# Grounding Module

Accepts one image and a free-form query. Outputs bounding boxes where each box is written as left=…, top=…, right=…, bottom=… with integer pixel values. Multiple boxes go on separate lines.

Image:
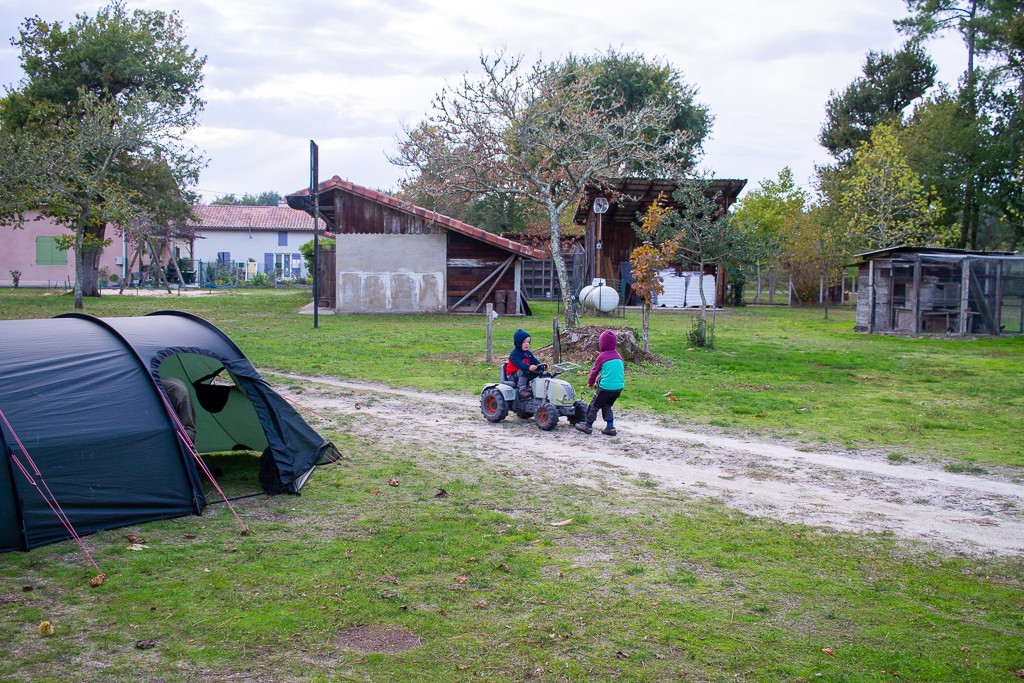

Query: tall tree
left=730, top=167, right=807, bottom=301
left=0, top=1, right=205, bottom=307
left=393, top=50, right=701, bottom=327
left=837, top=122, right=951, bottom=250
left=895, top=0, right=1023, bottom=247
left=819, top=42, right=937, bottom=163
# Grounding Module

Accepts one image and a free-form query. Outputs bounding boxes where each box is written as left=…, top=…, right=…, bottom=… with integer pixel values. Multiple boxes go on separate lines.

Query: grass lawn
left=1, top=288, right=1022, bottom=682
left=2, top=288, right=1020, bottom=468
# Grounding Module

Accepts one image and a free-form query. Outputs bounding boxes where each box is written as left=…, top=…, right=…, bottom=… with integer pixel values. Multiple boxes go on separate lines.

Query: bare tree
left=392, top=51, right=692, bottom=327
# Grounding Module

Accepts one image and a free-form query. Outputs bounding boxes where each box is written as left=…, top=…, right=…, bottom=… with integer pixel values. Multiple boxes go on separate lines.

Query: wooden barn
left=286, top=177, right=545, bottom=314
left=572, top=177, right=746, bottom=307
left=854, top=246, right=1024, bottom=336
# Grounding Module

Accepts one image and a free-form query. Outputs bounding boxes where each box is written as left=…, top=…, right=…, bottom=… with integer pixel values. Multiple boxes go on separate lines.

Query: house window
left=273, top=253, right=292, bottom=278
left=36, top=237, right=68, bottom=266
left=278, top=231, right=288, bottom=247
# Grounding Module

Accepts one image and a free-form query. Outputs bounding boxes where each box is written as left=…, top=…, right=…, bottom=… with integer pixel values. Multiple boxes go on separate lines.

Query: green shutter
left=35, top=237, right=68, bottom=266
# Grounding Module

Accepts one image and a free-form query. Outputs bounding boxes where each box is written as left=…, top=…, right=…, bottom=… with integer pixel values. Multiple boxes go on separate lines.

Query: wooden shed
left=572, top=177, right=746, bottom=307
left=287, top=177, right=545, bottom=314
left=854, top=246, right=1024, bottom=336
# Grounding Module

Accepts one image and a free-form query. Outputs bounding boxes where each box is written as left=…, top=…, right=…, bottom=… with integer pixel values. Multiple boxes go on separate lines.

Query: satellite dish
left=593, top=197, right=609, bottom=214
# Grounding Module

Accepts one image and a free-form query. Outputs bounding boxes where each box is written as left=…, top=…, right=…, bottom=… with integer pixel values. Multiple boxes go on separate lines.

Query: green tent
left=0, top=311, right=338, bottom=552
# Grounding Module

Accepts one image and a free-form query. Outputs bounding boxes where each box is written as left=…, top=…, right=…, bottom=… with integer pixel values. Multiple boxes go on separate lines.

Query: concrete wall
left=0, top=212, right=123, bottom=287
left=336, top=233, right=446, bottom=313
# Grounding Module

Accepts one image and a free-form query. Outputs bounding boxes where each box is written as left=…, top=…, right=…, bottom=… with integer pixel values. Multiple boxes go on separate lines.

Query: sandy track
left=276, top=373, right=1024, bottom=557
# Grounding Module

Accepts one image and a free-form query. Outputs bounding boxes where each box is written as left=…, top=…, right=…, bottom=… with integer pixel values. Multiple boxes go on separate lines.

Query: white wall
left=336, top=233, right=446, bottom=313
left=191, top=229, right=311, bottom=279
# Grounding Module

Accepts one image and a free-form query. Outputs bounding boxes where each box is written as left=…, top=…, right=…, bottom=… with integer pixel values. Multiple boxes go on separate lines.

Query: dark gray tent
left=0, top=311, right=338, bottom=553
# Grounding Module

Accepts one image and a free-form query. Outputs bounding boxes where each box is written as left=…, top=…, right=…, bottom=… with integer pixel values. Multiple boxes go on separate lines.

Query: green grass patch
left=1, top=430, right=1021, bottom=681
left=2, top=288, right=1021, bottom=468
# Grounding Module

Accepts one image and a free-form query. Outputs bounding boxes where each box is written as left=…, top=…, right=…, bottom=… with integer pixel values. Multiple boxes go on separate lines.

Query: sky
left=0, top=0, right=969, bottom=204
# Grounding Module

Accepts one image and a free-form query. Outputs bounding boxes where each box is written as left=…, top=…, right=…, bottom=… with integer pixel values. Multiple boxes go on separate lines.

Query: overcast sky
left=0, top=0, right=968, bottom=204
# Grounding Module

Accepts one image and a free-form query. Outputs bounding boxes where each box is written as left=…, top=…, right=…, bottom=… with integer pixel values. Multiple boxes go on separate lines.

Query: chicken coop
left=854, top=247, right=1024, bottom=336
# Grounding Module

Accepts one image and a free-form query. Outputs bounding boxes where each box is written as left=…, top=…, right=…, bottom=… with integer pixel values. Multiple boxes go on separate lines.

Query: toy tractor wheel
left=568, top=400, right=587, bottom=424
left=534, top=402, right=559, bottom=431
left=481, top=388, right=509, bottom=422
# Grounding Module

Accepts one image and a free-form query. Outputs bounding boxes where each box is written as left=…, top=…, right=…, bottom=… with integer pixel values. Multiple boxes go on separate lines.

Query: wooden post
left=959, top=258, right=971, bottom=336
left=994, top=260, right=1003, bottom=336
left=552, top=317, right=561, bottom=366
left=911, top=255, right=921, bottom=337
left=867, top=260, right=875, bottom=333
left=485, top=303, right=494, bottom=364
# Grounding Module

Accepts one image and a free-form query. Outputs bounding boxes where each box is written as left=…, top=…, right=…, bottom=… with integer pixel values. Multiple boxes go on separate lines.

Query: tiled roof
left=189, top=204, right=328, bottom=231
left=289, top=177, right=546, bottom=260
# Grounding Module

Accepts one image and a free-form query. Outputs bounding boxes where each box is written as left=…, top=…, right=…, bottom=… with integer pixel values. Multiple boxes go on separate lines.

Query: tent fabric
left=0, top=312, right=337, bottom=553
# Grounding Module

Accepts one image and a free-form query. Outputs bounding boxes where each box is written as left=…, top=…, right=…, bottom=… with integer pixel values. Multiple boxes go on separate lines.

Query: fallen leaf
left=667, top=395, right=678, bottom=402
left=387, top=478, right=400, bottom=487
left=379, top=576, right=400, bottom=584
left=655, top=653, right=665, bottom=659
left=89, top=573, right=105, bottom=587
left=457, top=665, right=470, bottom=671
left=136, top=639, right=156, bottom=650
left=822, top=647, right=834, bottom=657
left=549, top=519, right=573, bottom=527
left=345, top=549, right=353, bottom=558
left=454, top=575, right=469, bottom=584
left=495, top=563, right=511, bottom=573
left=21, top=585, right=33, bottom=592
left=38, top=621, right=54, bottom=636
left=127, top=544, right=148, bottom=551
left=354, top=402, right=361, bottom=410
left=435, top=488, right=450, bottom=498
left=203, top=568, right=210, bottom=573
left=615, top=650, right=630, bottom=659
left=662, top=391, right=673, bottom=397
left=755, top=413, right=766, bottom=418
left=371, top=489, right=383, bottom=495
left=475, top=600, right=487, bottom=609
left=380, top=591, right=397, bottom=599
left=1015, top=669, right=1024, bottom=679
left=183, top=533, right=196, bottom=539
left=124, top=534, right=144, bottom=544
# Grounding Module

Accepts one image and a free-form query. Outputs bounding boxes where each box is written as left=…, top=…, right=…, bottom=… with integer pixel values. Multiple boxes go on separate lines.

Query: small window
left=278, top=231, right=288, bottom=246
left=36, top=236, right=68, bottom=266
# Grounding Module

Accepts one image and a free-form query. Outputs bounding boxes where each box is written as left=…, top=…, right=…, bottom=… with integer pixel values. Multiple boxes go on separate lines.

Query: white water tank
left=579, top=278, right=619, bottom=313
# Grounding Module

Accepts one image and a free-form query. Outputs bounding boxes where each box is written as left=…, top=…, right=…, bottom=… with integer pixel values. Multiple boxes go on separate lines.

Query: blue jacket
left=506, top=329, right=540, bottom=374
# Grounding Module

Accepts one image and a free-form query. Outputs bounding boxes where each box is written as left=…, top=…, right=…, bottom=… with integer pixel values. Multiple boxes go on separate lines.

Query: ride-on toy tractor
left=480, top=363, right=587, bottom=430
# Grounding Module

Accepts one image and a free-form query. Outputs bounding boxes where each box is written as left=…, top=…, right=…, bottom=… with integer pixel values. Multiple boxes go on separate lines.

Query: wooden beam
left=473, top=257, right=515, bottom=313
left=448, top=255, right=514, bottom=311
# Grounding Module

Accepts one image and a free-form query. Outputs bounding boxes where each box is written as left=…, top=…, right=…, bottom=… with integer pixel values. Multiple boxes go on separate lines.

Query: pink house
left=1, top=212, right=125, bottom=287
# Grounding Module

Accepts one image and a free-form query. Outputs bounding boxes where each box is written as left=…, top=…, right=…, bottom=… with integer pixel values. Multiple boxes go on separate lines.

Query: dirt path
left=277, top=374, right=1024, bottom=558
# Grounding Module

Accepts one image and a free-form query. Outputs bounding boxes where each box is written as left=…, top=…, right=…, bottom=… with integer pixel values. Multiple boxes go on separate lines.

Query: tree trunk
left=546, top=198, right=576, bottom=329
left=697, top=257, right=708, bottom=328
left=80, top=221, right=107, bottom=297
left=641, top=302, right=651, bottom=351
left=73, top=218, right=86, bottom=310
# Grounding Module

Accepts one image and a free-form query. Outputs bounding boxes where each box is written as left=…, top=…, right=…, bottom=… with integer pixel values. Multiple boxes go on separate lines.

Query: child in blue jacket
left=505, top=329, right=543, bottom=398
left=576, top=329, right=624, bottom=435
